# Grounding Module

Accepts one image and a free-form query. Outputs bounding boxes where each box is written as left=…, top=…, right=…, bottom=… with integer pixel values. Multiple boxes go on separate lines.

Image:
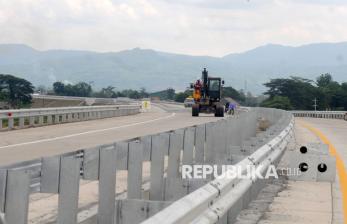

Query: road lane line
left=300, top=121, right=347, bottom=224
left=0, top=113, right=176, bottom=149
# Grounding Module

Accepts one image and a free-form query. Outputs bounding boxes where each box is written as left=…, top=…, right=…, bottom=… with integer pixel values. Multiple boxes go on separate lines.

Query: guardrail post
left=19, top=117, right=25, bottom=128
left=0, top=170, right=6, bottom=213
left=115, top=142, right=129, bottom=171
left=127, top=141, right=143, bottom=199
left=98, top=147, right=117, bottom=224
left=0, top=119, right=2, bottom=130
left=62, top=114, right=67, bottom=123
left=8, top=118, right=14, bottom=130
left=41, top=156, right=60, bottom=193
left=79, top=112, right=83, bottom=121
left=141, top=135, right=152, bottom=161
left=47, top=115, right=53, bottom=124
left=4, top=170, right=31, bottom=224
left=55, top=115, right=60, bottom=124
left=39, top=116, right=44, bottom=126
left=29, top=116, right=35, bottom=127
left=83, top=147, right=100, bottom=181
left=149, top=135, right=167, bottom=201
left=82, top=112, right=87, bottom=120
left=165, top=131, right=184, bottom=201
left=87, top=111, right=92, bottom=120
left=57, top=156, right=81, bottom=224
left=68, top=114, right=73, bottom=122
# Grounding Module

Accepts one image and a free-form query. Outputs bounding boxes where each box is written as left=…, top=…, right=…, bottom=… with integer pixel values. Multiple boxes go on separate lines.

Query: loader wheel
left=192, top=105, right=199, bottom=117
left=215, top=106, right=224, bottom=117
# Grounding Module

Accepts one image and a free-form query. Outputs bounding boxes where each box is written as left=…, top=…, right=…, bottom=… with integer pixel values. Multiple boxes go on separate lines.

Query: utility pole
left=244, top=80, right=248, bottom=105
left=313, top=98, right=318, bottom=111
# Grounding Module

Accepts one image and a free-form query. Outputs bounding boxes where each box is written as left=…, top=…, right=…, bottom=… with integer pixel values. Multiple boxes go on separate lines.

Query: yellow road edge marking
left=299, top=120, right=347, bottom=224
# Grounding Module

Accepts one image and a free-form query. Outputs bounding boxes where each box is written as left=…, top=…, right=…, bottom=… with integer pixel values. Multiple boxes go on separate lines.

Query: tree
left=174, top=90, right=192, bottom=103
left=263, top=77, right=316, bottom=110
left=261, top=96, right=292, bottom=110
left=341, top=83, right=347, bottom=110
left=174, top=92, right=187, bottom=102
left=53, top=82, right=65, bottom=95
left=139, top=88, right=149, bottom=98
left=53, top=81, right=92, bottom=97
left=262, top=74, right=347, bottom=110
left=128, top=90, right=140, bottom=99
left=120, top=89, right=140, bottom=99
left=166, top=88, right=175, bottom=100
left=0, top=74, right=34, bottom=108
left=73, top=82, right=92, bottom=97
left=316, top=73, right=333, bottom=88
left=222, top=86, right=245, bottom=102
left=94, top=86, right=117, bottom=98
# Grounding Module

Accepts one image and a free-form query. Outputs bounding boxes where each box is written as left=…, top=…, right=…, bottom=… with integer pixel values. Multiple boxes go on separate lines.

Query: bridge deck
left=0, top=104, right=220, bottom=166
left=258, top=118, right=346, bottom=224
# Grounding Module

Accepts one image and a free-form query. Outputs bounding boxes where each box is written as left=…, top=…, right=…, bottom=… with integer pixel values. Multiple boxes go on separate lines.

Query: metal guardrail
left=0, top=108, right=292, bottom=224
left=0, top=105, right=141, bottom=131
left=292, top=110, right=347, bottom=120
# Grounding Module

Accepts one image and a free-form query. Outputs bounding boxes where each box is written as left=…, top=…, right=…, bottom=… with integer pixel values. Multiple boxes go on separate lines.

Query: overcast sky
left=0, top=0, right=347, bottom=56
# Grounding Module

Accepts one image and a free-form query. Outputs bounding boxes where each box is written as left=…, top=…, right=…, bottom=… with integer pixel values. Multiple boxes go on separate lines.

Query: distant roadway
left=0, top=103, right=221, bottom=166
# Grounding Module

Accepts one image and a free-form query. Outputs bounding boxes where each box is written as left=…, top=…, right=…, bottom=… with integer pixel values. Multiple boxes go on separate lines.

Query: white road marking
left=0, top=113, right=176, bottom=149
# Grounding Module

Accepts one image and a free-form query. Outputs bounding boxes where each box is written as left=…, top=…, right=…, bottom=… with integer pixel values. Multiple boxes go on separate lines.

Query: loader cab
left=208, top=78, right=222, bottom=100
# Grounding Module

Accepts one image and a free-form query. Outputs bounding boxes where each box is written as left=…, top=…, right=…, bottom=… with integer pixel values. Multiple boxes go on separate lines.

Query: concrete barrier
left=0, top=108, right=292, bottom=224
left=32, top=94, right=135, bottom=106
left=142, top=109, right=293, bottom=224
left=0, top=105, right=141, bottom=131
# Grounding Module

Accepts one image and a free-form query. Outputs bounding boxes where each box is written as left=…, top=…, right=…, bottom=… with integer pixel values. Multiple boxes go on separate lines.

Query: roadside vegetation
left=52, top=81, right=150, bottom=99
left=261, top=74, right=347, bottom=110
left=1, top=73, right=346, bottom=111
left=150, top=86, right=264, bottom=107
left=0, top=74, right=34, bottom=109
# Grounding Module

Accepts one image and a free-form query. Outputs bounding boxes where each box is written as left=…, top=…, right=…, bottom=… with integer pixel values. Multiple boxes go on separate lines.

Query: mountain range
left=0, top=42, right=346, bottom=94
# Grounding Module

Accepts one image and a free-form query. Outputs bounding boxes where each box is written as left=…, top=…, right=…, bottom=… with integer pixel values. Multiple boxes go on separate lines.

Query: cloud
left=0, top=0, right=347, bottom=56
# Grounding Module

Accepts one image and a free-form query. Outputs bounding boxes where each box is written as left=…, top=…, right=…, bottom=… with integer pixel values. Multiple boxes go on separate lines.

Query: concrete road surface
left=296, top=118, right=347, bottom=168
left=296, top=117, right=347, bottom=223
left=258, top=117, right=347, bottom=224
left=0, top=103, right=221, bottom=166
